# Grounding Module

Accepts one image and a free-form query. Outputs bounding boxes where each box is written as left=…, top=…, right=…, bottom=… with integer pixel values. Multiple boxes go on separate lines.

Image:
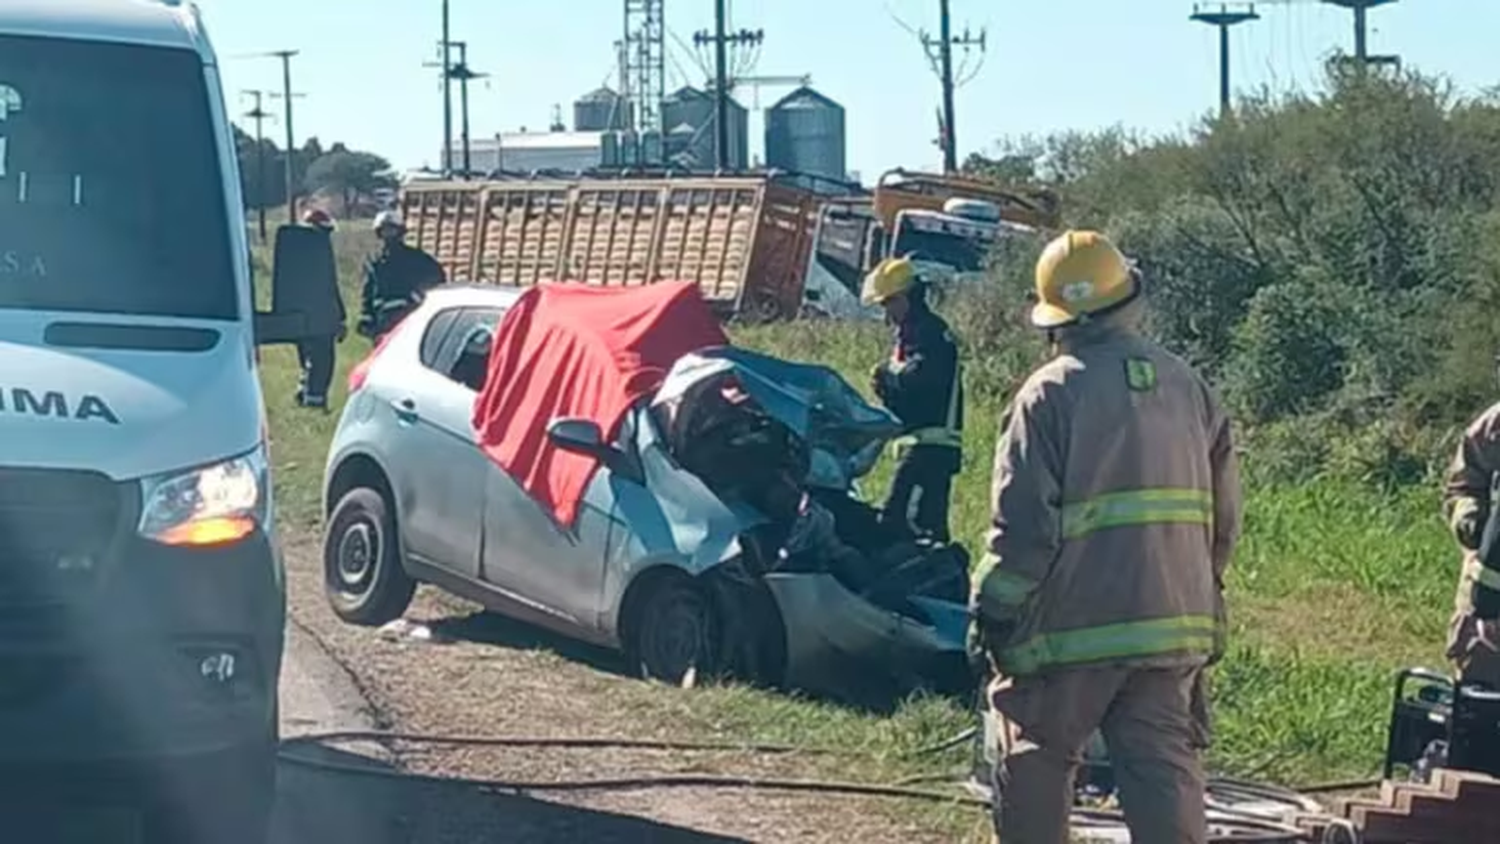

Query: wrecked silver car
left=321, top=282, right=973, bottom=704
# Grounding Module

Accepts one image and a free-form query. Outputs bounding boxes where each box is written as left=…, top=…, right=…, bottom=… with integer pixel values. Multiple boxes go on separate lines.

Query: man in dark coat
left=862, top=256, right=964, bottom=542
left=271, top=208, right=346, bottom=409
left=358, top=209, right=446, bottom=341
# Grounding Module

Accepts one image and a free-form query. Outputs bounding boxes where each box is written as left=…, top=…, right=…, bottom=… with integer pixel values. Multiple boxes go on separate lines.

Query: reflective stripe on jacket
left=972, top=327, right=1242, bottom=676
left=874, top=305, right=964, bottom=454
left=1443, top=402, right=1500, bottom=625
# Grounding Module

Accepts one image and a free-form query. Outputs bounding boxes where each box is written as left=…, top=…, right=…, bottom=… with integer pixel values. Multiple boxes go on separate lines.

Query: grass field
left=256, top=223, right=1463, bottom=820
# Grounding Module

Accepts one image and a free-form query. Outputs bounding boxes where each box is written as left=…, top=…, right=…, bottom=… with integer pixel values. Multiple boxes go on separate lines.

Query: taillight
left=347, top=354, right=375, bottom=394
left=347, top=314, right=410, bottom=393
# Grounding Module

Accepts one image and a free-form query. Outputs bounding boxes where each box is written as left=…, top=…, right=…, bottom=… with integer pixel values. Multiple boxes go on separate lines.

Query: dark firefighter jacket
left=270, top=223, right=345, bottom=336
left=873, top=302, right=964, bottom=456
left=359, top=241, right=446, bottom=335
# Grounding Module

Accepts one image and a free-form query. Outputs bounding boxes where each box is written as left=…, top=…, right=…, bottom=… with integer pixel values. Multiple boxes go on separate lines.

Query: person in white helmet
left=358, top=209, right=446, bottom=340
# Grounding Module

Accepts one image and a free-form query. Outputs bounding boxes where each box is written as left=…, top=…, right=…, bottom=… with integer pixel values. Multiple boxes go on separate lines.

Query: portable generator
left=1382, top=667, right=1500, bottom=781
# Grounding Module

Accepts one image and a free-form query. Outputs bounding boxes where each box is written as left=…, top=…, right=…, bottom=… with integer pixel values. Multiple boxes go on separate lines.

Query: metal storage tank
left=573, top=86, right=632, bottom=132
left=662, top=85, right=748, bottom=170
left=765, top=86, right=846, bottom=181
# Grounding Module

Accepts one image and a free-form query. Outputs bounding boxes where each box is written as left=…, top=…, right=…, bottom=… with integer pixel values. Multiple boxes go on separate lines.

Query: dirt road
left=277, top=530, right=975, bottom=843
left=274, top=619, right=744, bottom=843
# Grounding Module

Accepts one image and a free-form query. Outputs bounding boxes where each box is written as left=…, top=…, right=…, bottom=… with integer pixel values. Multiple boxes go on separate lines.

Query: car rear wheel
left=324, top=487, right=415, bottom=626
left=627, top=575, right=721, bottom=686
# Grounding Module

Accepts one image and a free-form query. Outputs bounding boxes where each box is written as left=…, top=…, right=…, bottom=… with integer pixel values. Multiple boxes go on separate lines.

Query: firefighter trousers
left=296, top=335, right=337, bottom=407
left=881, top=444, right=959, bottom=542
left=1447, top=555, right=1500, bottom=687
left=988, top=664, right=1208, bottom=844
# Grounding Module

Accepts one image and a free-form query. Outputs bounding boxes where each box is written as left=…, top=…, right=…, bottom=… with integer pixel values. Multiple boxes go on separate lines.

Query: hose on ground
left=275, top=741, right=1314, bottom=843
left=281, top=727, right=978, bottom=761
left=290, top=728, right=1379, bottom=796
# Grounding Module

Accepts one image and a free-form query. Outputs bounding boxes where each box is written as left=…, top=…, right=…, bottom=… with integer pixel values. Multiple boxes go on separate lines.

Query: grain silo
left=661, top=85, right=748, bottom=170
left=765, top=86, right=846, bottom=181
left=573, top=86, right=632, bottom=132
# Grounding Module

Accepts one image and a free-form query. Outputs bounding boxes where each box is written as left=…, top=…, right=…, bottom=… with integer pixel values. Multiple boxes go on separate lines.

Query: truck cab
left=888, top=198, right=1039, bottom=286
left=0, top=1, right=315, bottom=839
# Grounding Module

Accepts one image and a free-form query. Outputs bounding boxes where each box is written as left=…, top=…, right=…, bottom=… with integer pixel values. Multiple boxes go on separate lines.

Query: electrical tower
left=1191, top=4, right=1259, bottom=117
left=696, top=1, right=763, bottom=170
left=241, top=91, right=274, bottom=241
left=921, top=0, right=985, bottom=174
left=1322, top=0, right=1398, bottom=70
left=623, top=0, right=666, bottom=161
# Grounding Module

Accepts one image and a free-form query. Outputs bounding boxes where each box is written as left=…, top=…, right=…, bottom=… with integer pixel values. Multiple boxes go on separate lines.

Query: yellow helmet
left=1031, top=230, right=1137, bottom=329
left=861, top=256, right=918, bottom=306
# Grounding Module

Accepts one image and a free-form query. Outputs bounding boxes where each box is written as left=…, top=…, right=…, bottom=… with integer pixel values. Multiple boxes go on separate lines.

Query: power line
left=919, top=0, right=986, bottom=174
left=266, top=50, right=301, bottom=224
left=240, top=90, right=275, bottom=242
left=1254, top=0, right=1399, bottom=71
left=695, top=1, right=763, bottom=170
left=426, top=41, right=489, bottom=178
left=1191, top=3, right=1260, bottom=117
left=441, top=0, right=453, bottom=176
left=1322, top=0, right=1399, bottom=70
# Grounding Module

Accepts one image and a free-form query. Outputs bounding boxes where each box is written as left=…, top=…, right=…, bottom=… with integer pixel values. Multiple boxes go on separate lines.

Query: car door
left=477, top=414, right=633, bottom=634
left=386, top=306, right=499, bottom=581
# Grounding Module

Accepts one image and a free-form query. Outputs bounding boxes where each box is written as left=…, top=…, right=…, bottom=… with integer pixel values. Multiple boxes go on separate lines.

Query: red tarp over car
left=472, top=281, right=729, bottom=526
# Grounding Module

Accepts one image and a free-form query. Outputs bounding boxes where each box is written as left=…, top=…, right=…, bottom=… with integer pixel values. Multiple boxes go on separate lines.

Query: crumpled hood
left=653, top=347, right=902, bottom=490
left=0, top=321, right=261, bottom=481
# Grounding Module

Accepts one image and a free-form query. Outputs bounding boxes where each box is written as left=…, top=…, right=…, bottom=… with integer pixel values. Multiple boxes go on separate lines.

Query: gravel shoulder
left=280, top=528, right=979, bottom=843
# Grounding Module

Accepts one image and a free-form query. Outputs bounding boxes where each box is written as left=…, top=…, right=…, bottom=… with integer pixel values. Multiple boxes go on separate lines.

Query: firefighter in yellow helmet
left=971, top=231, right=1242, bottom=844
left=862, top=256, right=964, bottom=543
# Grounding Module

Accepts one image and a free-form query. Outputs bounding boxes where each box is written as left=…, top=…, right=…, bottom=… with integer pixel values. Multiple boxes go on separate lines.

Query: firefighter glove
left=1452, top=499, right=1484, bottom=550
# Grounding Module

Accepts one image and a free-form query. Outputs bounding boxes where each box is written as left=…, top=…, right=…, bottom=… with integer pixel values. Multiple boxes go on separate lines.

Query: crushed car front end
left=648, top=347, right=976, bottom=703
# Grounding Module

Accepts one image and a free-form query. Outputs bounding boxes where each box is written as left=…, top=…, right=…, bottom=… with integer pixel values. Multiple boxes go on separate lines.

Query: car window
left=419, top=307, right=463, bottom=369
left=0, top=36, right=237, bottom=319
left=433, top=306, right=506, bottom=392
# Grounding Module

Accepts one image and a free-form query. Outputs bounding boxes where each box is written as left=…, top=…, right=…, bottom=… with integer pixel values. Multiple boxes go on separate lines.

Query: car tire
left=627, top=575, right=722, bottom=686
left=141, top=737, right=277, bottom=844
left=324, top=486, right=415, bottom=626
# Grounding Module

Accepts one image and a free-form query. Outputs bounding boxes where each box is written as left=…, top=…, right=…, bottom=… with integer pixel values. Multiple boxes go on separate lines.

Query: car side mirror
left=548, top=418, right=608, bottom=457
left=548, top=417, right=644, bottom=484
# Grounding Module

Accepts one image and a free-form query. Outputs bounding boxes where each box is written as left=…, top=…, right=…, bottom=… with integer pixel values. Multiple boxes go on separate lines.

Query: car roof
left=421, top=284, right=526, bottom=311
left=0, top=0, right=207, bottom=54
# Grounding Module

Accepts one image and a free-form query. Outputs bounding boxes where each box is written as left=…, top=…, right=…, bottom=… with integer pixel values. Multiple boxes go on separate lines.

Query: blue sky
left=198, top=0, right=1494, bottom=182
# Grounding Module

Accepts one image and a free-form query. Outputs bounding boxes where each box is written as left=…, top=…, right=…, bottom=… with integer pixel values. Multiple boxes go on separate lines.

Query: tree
left=303, top=146, right=396, bottom=217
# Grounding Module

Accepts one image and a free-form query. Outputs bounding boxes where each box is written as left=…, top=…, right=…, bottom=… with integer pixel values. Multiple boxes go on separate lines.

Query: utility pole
left=921, top=1, right=985, bottom=174
left=1190, top=4, right=1259, bottom=117
left=426, top=41, right=488, bottom=178
left=1322, top=0, right=1399, bottom=70
left=441, top=0, right=453, bottom=176
left=264, top=51, right=301, bottom=224
left=451, top=43, right=487, bottom=178
left=241, top=90, right=274, bottom=241
left=695, top=4, right=763, bottom=170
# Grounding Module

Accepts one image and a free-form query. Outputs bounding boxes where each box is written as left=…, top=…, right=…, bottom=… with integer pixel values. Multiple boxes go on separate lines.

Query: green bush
left=968, top=65, right=1500, bottom=483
